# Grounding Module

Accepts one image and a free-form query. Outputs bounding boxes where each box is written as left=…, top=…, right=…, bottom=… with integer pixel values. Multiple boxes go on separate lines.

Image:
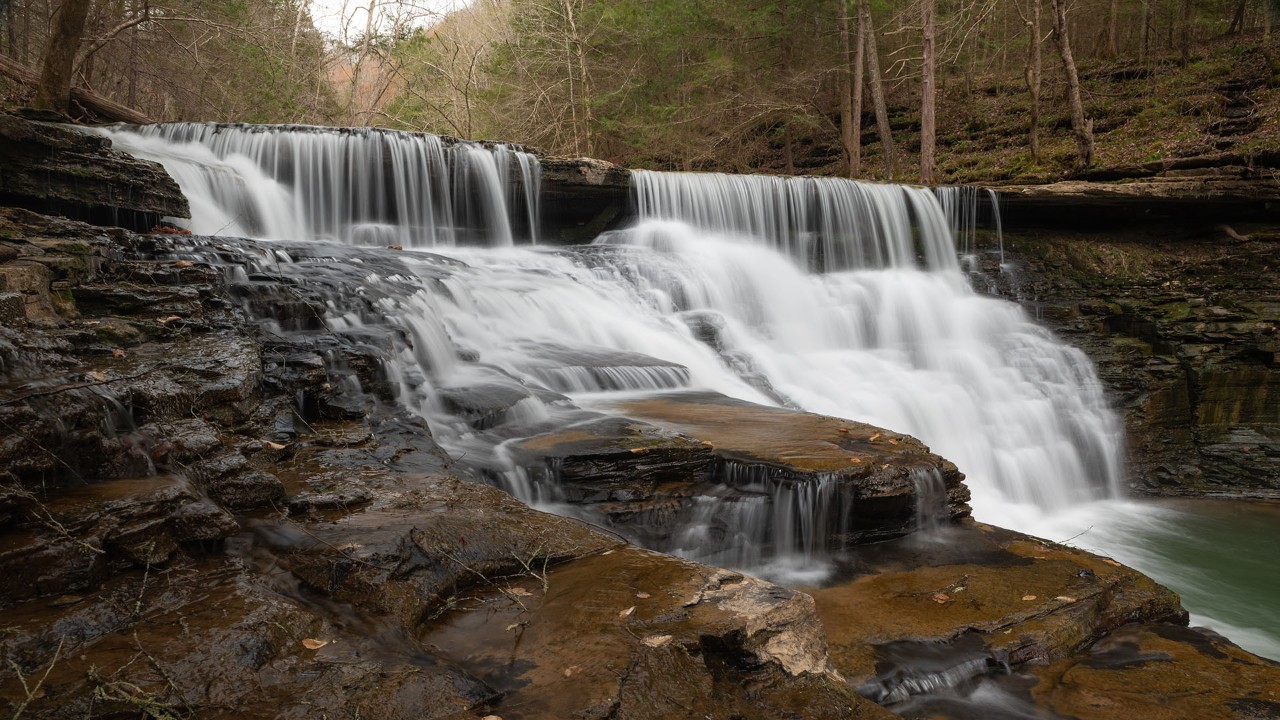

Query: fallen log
left=0, top=53, right=151, bottom=125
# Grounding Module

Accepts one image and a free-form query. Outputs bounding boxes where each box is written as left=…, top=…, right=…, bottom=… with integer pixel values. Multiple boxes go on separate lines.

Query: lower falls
left=95, top=122, right=1279, bottom=668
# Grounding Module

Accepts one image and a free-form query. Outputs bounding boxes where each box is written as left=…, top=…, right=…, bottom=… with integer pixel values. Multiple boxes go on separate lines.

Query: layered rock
left=508, top=392, right=970, bottom=555
left=0, top=112, right=187, bottom=231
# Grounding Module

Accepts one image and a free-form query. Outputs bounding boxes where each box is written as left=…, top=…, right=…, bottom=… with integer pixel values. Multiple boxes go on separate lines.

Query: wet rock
left=0, top=475, right=238, bottom=605
left=614, top=392, right=969, bottom=543
left=1029, top=623, right=1280, bottom=719
left=0, top=561, right=497, bottom=719
left=511, top=415, right=715, bottom=502
left=0, top=112, right=188, bottom=230
left=420, top=545, right=886, bottom=720
left=808, top=520, right=1186, bottom=697
left=186, top=451, right=284, bottom=510
left=279, top=473, right=616, bottom=627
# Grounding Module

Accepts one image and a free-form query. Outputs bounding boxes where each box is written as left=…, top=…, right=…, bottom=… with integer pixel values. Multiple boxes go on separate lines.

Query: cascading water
left=94, top=125, right=1280, bottom=659
left=90, top=123, right=541, bottom=247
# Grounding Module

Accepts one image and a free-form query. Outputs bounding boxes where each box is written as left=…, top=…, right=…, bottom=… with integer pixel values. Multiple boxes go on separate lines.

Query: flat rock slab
left=1029, top=622, right=1280, bottom=720
left=612, top=391, right=971, bottom=533
left=804, top=520, right=1210, bottom=708
left=420, top=546, right=892, bottom=720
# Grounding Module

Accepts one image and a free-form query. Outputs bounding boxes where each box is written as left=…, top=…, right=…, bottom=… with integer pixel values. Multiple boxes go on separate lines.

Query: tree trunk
left=1228, top=0, right=1246, bottom=33
left=840, top=0, right=865, bottom=178
left=34, top=0, right=93, bottom=112
left=1140, top=0, right=1150, bottom=64
left=920, top=0, right=937, bottom=185
left=861, top=2, right=896, bottom=179
left=1024, top=0, right=1043, bottom=161
left=1051, top=0, right=1095, bottom=171
left=1108, top=0, right=1120, bottom=56
left=1180, top=0, right=1192, bottom=65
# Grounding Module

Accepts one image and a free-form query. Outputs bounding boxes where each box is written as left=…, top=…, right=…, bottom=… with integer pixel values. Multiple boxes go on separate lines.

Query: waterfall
left=90, top=123, right=541, bottom=248
left=96, top=125, right=1124, bottom=562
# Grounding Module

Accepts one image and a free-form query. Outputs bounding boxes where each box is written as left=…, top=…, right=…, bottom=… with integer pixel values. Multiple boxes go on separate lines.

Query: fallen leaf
left=482, top=716, right=502, bottom=720
left=629, top=447, right=649, bottom=455
left=505, top=623, right=524, bottom=632
left=601, top=550, right=613, bottom=556
left=641, top=634, right=673, bottom=648
left=563, top=665, right=582, bottom=678
left=1055, top=596, right=1077, bottom=603
left=700, top=440, right=714, bottom=447
left=508, top=587, right=533, bottom=597
left=157, top=315, right=181, bottom=325
left=87, top=370, right=106, bottom=382
left=174, top=260, right=193, bottom=268
left=111, top=348, right=126, bottom=358
left=635, top=592, right=651, bottom=599
left=1032, top=556, right=1048, bottom=560
left=1102, top=558, right=1122, bottom=567
left=931, top=593, right=951, bottom=604
left=302, top=638, right=328, bottom=650
left=619, top=606, right=635, bottom=618
left=869, top=433, right=881, bottom=441
left=388, top=245, right=403, bottom=251
left=1022, top=595, right=1037, bottom=601
left=264, top=440, right=287, bottom=451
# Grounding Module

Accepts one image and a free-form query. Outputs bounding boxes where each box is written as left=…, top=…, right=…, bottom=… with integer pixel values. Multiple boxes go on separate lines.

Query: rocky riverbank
left=2, top=111, right=1277, bottom=718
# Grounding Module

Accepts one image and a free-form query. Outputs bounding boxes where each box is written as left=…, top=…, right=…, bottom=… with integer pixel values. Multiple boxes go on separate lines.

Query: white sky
left=308, top=0, right=471, bottom=41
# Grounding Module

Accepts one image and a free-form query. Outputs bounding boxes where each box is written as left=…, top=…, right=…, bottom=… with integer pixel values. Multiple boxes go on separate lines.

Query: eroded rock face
left=0, top=113, right=188, bottom=230
left=981, top=224, right=1279, bottom=497
left=510, top=392, right=970, bottom=556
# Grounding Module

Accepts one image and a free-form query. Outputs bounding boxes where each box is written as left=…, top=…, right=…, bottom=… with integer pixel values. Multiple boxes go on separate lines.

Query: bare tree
left=861, top=1, right=897, bottom=179
left=920, top=0, right=938, bottom=184
left=839, top=0, right=866, bottom=177
left=1021, top=0, right=1043, bottom=161
left=1051, top=0, right=1095, bottom=170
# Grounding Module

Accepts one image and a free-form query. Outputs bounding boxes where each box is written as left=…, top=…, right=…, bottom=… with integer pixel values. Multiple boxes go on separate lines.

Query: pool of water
left=1010, top=496, right=1280, bottom=660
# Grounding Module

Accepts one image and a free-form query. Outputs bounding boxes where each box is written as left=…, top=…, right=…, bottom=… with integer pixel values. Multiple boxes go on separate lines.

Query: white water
left=91, top=123, right=540, bottom=247
left=96, top=124, right=1275, bottom=659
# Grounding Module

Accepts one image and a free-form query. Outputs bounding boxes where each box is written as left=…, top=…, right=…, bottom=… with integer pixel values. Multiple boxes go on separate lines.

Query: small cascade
left=632, top=170, right=958, bottom=272
left=666, top=462, right=856, bottom=573
left=911, top=468, right=949, bottom=534
left=93, top=123, right=541, bottom=248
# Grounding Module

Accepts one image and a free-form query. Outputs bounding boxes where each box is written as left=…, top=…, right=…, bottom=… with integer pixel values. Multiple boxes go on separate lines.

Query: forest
left=3, top=0, right=1278, bottom=184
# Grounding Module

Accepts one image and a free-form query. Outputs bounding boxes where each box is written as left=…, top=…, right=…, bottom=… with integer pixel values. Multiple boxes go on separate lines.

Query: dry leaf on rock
left=641, top=635, right=673, bottom=648
left=1022, top=595, right=1037, bottom=601
left=264, top=440, right=287, bottom=451
left=174, top=260, right=193, bottom=268
left=508, top=587, right=533, bottom=597
left=635, top=592, right=651, bottom=599
left=301, top=638, right=328, bottom=650
left=111, top=348, right=126, bottom=358
left=619, top=606, right=635, bottom=618
left=931, top=593, right=951, bottom=604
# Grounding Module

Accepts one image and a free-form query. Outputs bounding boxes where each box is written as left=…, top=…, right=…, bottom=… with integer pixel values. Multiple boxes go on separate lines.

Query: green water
left=1065, top=497, right=1280, bottom=660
